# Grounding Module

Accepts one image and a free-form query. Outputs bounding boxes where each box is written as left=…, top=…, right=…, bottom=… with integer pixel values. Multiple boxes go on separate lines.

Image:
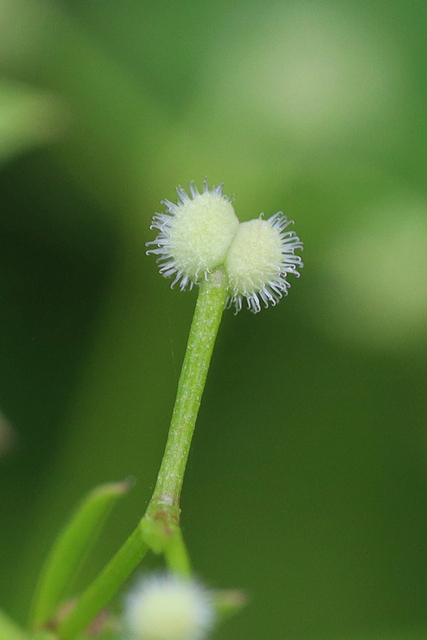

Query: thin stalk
left=57, top=267, right=228, bottom=639
left=148, top=266, right=228, bottom=511
left=57, top=526, right=148, bottom=640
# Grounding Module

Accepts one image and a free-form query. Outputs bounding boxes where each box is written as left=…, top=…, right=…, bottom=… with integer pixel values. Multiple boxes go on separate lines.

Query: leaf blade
left=30, top=479, right=132, bottom=630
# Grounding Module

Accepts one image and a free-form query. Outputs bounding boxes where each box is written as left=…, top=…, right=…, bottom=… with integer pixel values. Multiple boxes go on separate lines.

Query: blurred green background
left=1, top=1, right=427, bottom=639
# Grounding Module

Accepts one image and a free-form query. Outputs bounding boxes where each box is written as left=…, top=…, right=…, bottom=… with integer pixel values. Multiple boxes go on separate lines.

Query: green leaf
left=30, top=479, right=132, bottom=631
left=0, top=609, right=28, bottom=640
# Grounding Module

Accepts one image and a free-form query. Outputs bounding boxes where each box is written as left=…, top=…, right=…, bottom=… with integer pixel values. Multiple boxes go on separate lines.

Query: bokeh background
left=1, top=1, right=427, bottom=639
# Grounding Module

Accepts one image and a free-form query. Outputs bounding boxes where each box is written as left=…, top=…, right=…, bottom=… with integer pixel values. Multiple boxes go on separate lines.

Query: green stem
left=165, top=527, right=192, bottom=577
left=57, top=267, right=228, bottom=639
left=57, top=526, right=148, bottom=640
left=148, top=266, right=228, bottom=511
